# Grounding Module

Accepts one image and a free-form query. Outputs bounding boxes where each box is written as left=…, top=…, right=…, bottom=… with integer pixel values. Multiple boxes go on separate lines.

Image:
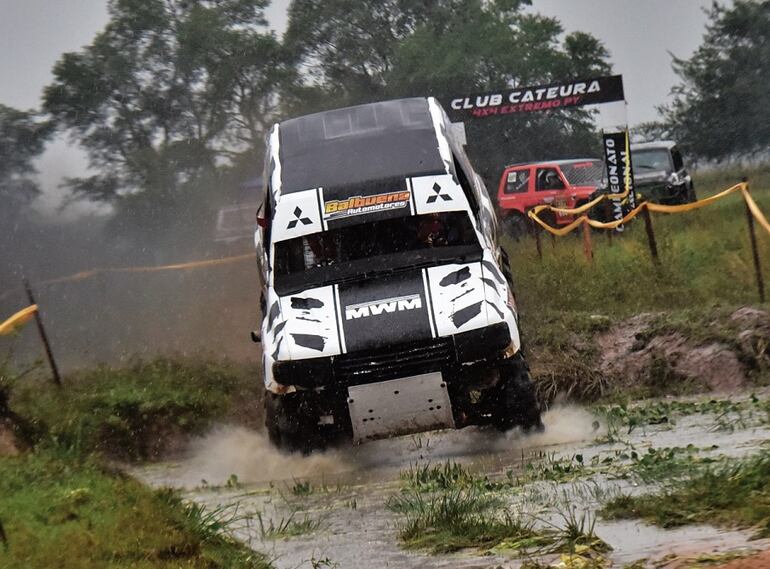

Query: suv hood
left=634, top=170, right=669, bottom=186
left=268, top=260, right=508, bottom=361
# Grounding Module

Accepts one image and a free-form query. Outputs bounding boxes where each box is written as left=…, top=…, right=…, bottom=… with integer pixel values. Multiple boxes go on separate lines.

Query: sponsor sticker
left=345, top=294, right=422, bottom=320
left=324, top=190, right=411, bottom=220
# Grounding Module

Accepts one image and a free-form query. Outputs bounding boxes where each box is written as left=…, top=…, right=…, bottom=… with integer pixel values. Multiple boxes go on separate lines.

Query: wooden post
left=22, top=279, right=62, bottom=388
left=743, top=180, right=766, bottom=303
left=581, top=218, right=593, bottom=263
left=532, top=222, right=543, bottom=261
left=603, top=200, right=614, bottom=247
left=641, top=205, right=660, bottom=265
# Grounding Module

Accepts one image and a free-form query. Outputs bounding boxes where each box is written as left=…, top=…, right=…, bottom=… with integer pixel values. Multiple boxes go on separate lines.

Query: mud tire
left=492, top=353, right=543, bottom=433
left=686, top=183, right=697, bottom=203
left=265, top=392, right=326, bottom=454
left=502, top=212, right=528, bottom=240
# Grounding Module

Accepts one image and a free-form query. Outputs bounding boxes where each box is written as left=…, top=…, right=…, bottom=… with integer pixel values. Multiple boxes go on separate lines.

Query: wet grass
left=256, top=511, right=322, bottom=540
left=595, top=394, right=770, bottom=442
left=400, top=461, right=505, bottom=492
left=389, top=462, right=611, bottom=556
left=388, top=485, right=547, bottom=554
left=601, top=450, right=770, bottom=537
left=0, top=450, right=271, bottom=569
left=9, top=356, right=259, bottom=460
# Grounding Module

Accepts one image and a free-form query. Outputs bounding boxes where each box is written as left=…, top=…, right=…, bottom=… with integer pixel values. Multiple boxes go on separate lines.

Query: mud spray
left=169, top=405, right=602, bottom=488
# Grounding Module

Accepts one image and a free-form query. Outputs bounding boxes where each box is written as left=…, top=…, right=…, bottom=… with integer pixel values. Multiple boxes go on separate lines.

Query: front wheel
left=501, top=212, right=529, bottom=240
left=686, top=183, right=697, bottom=203
left=265, top=391, right=330, bottom=454
left=491, top=353, right=543, bottom=432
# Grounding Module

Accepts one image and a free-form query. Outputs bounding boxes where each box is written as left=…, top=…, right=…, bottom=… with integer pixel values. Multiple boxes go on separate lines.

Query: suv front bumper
left=271, top=322, right=514, bottom=390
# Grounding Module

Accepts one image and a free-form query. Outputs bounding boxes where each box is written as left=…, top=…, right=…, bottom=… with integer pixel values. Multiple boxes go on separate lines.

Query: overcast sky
left=0, top=0, right=716, bottom=210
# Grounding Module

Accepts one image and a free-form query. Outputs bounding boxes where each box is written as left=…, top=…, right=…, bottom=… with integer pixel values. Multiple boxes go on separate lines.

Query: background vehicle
left=497, top=159, right=605, bottom=237
left=631, top=141, right=695, bottom=204
left=254, top=98, right=542, bottom=453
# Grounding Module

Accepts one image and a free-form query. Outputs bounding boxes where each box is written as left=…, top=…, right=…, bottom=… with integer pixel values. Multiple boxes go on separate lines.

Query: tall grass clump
left=10, top=356, right=258, bottom=460
left=602, top=450, right=770, bottom=537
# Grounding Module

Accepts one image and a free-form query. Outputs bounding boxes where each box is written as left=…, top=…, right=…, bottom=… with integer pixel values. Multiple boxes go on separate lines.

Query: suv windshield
left=560, top=160, right=605, bottom=186
left=633, top=149, right=672, bottom=173
left=273, top=211, right=481, bottom=295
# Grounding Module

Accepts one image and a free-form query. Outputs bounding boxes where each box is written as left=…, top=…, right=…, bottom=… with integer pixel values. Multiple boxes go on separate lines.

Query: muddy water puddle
left=135, top=398, right=770, bottom=568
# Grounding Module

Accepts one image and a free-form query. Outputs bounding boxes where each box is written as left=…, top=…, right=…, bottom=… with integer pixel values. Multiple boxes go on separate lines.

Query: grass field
left=0, top=357, right=269, bottom=568
left=601, top=450, right=770, bottom=538
left=508, top=166, right=770, bottom=320
left=0, top=449, right=271, bottom=569
left=8, top=357, right=261, bottom=460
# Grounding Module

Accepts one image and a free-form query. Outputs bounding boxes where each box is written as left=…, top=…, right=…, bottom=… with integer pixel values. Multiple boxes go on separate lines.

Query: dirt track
left=137, top=392, right=770, bottom=568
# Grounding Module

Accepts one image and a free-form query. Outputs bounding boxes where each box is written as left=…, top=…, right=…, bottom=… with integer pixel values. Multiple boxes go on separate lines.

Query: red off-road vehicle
left=496, top=159, right=605, bottom=237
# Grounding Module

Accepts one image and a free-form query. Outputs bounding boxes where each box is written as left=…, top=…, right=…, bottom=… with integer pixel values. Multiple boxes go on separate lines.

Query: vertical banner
left=602, top=130, right=636, bottom=231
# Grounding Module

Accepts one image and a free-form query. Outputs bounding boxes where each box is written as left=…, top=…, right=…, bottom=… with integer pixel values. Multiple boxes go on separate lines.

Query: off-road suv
left=631, top=141, right=695, bottom=204
left=497, top=159, right=605, bottom=237
left=253, top=97, right=542, bottom=453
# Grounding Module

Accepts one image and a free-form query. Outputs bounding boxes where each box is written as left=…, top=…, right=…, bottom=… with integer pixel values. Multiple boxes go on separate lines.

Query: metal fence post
left=23, top=279, right=62, bottom=388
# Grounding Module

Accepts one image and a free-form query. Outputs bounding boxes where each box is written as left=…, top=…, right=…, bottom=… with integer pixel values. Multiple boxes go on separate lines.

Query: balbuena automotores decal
left=443, top=75, right=625, bottom=121
left=324, top=189, right=411, bottom=220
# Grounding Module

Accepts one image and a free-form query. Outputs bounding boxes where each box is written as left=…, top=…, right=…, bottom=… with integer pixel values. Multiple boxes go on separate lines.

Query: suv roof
left=504, top=158, right=600, bottom=169
left=276, top=98, right=445, bottom=195
left=631, top=140, right=677, bottom=151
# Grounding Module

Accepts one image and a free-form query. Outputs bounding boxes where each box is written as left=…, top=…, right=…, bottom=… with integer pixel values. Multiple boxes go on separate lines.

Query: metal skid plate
left=347, top=372, right=455, bottom=443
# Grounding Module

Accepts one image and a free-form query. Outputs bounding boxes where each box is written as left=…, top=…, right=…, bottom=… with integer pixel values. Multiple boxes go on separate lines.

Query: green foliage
left=0, top=450, right=271, bottom=568
left=662, top=1, right=770, bottom=160
left=43, top=0, right=288, bottom=221
left=10, top=357, right=257, bottom=461
left=285, top=0, right=612, bottom=182
left=601, top=450, right=770, bottom=538
left=0, top=105, right=52, bottom=217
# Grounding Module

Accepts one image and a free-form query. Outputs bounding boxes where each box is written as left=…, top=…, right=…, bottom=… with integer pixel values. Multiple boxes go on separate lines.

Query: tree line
left=1, top=0, right=768, bottom=232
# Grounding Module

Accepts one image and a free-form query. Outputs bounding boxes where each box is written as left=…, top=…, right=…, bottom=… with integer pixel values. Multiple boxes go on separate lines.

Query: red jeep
left=496, top=159, right=604, bottom=237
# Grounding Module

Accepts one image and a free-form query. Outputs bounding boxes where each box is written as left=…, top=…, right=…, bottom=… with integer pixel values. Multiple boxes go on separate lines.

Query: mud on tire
left=492, top=352, right=544, bottom=432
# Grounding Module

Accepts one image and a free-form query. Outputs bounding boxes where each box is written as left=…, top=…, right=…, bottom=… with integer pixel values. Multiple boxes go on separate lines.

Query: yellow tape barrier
left=528, top=182, right=770, bottom=237
left=0, top=253, right=254, bottom=302
left=532, top=130, right=635, bottom=217
left=0, top=304, right=38, bottom=336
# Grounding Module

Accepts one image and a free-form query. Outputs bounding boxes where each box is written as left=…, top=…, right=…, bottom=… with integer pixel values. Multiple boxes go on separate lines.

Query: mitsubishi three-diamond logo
left=426, top=182, right=453, bottom=204
left=287, top=206, right=312, bottom=229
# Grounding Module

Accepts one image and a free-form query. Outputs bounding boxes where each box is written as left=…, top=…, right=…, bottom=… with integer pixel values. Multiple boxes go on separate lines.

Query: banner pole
left=22, top=279, right=62, bottom=388
left=743, top=179, right=766, bottom=303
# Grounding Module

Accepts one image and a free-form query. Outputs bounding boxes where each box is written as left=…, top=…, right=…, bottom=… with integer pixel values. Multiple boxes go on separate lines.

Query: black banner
left=602, top=130, right=636, bottom=231
left=442, top=75, right=625, bottom=121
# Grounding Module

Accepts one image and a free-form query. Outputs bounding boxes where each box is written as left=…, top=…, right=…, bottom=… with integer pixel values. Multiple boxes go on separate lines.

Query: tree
left=43, top=0, right=289, bottom=227
left=0, top=105, right=51, bottom=220
left=662, top=0, right=770, bottom=161
left=284, top=0, right=612, bottom=182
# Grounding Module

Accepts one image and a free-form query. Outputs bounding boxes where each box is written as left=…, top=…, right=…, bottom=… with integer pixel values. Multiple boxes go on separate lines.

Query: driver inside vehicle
left=417, top=213, right=449, bottom=247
